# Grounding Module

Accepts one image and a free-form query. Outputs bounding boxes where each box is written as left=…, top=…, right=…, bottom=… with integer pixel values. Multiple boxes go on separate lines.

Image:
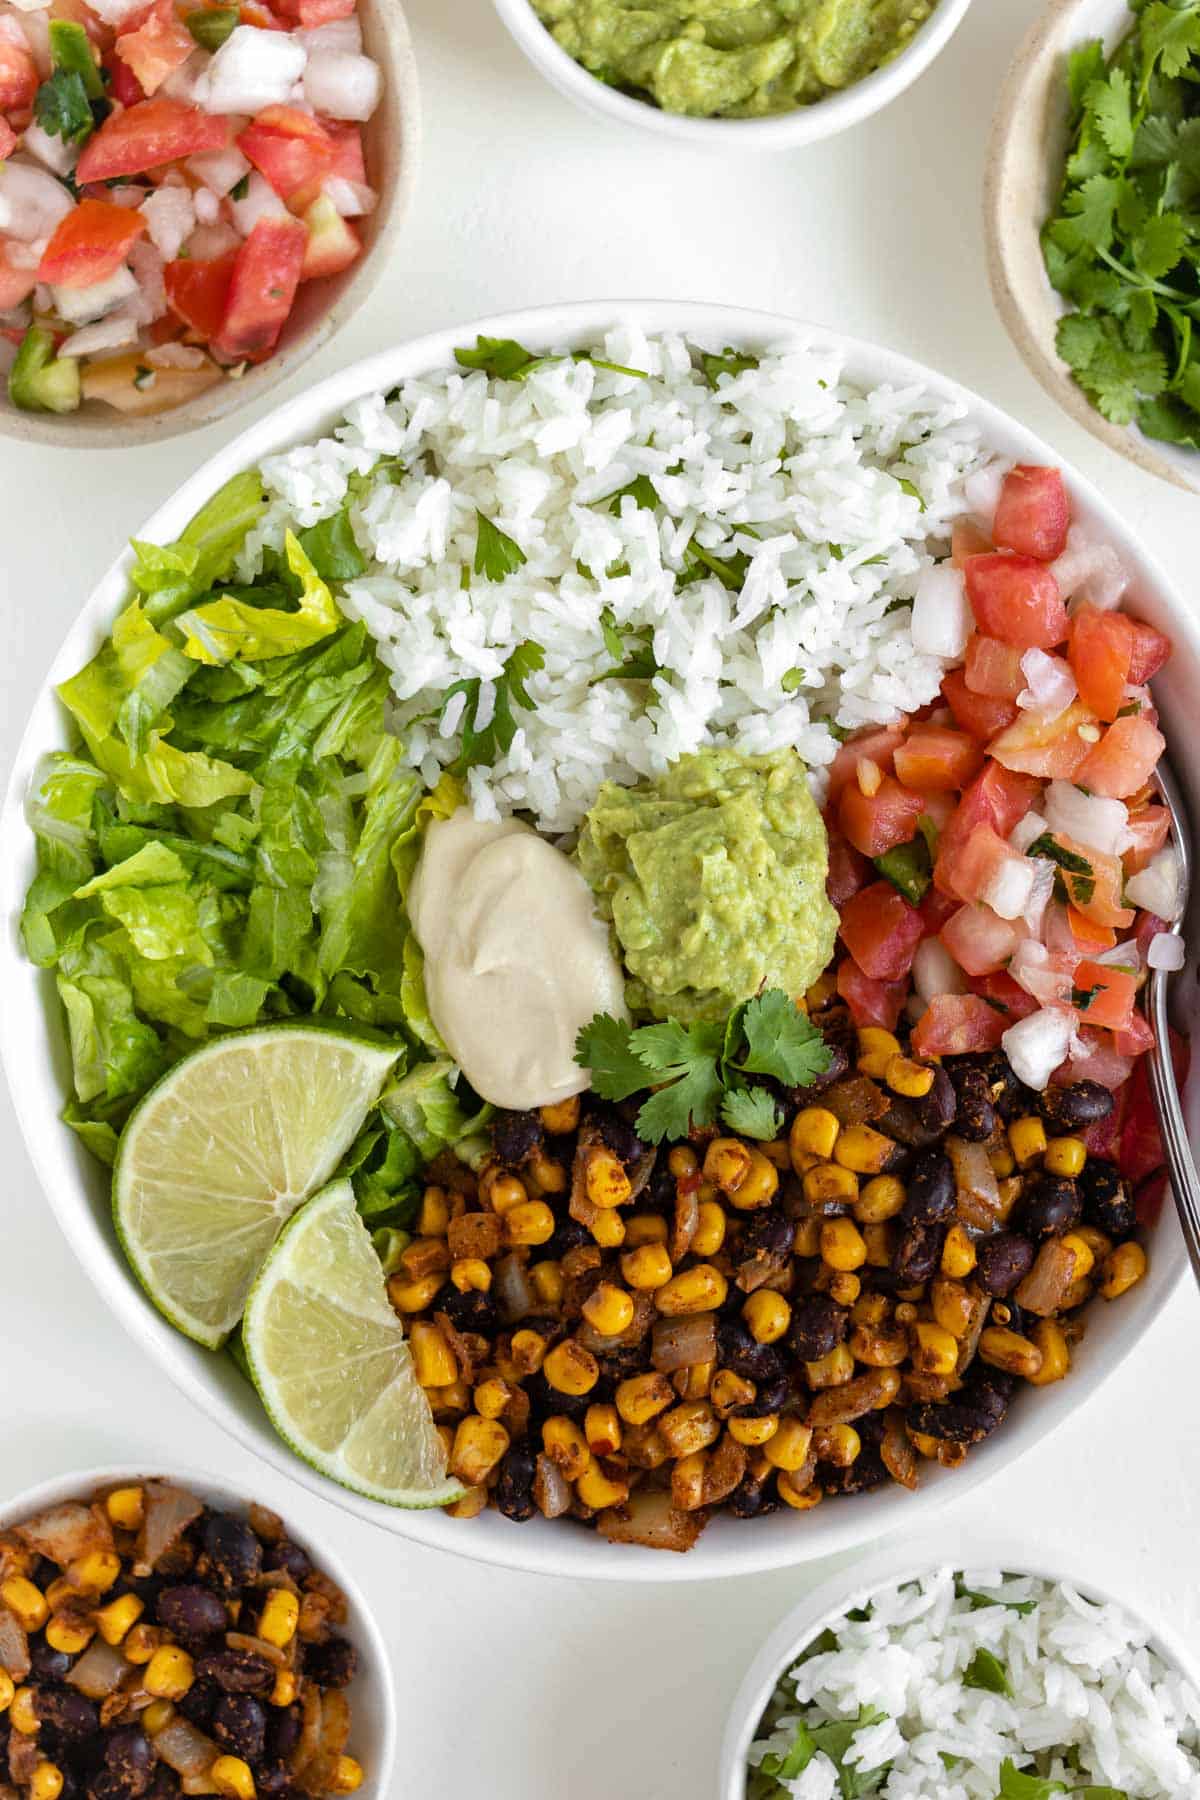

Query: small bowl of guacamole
left=493, top=0, right=975, bottom=148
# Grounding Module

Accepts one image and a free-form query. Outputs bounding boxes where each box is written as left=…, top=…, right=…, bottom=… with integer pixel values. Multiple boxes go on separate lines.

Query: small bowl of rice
left=721, top=1538, right=1200, bottom=1799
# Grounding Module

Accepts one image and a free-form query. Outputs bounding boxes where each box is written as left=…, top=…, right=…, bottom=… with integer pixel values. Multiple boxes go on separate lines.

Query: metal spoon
left=1145, top=760, right=1200, bottom=1288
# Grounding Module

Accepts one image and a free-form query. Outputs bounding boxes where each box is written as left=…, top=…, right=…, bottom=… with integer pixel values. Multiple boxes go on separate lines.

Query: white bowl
left=0, top=1463, right=396, bottom=1798
left=491, top=0, right=974, bottom=149
left=0, top=299, right=1194, bottom=1583
left=719, top=1536, right=1200, bottom=1798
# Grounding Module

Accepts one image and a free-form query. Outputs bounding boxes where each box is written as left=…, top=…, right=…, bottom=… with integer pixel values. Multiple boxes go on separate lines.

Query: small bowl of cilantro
left=986, top=0, right=1200, bottom=494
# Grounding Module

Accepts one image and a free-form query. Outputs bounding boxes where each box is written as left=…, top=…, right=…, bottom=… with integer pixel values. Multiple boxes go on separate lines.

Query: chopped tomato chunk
left=992, top=465, right=1070, bottom=561
left=76, top=98, right=231, bottom=183
left=967, top=971, right=1039, bottom=1023
left=1066, top=906, right=1116, bottom=953
left=0, top=117, right=17, bottom=159
left=0, top=31, right=37, bottom=113
left=275, top=0, right=356, bottom=18
left=324, top=119, right=366, bottom=184
left=826, top=828, right=871, bottom=908
left=941, top=904, right=1018, bottom=976
left=839, top=881, right=924, bottom=983
left=37, top=200, right=147, bottom=289
left=1127, top=618, right=1171, bottom=685
left=917, top=885, right=958, bottom=939
left=1050, top=833, right=1134, bottom=930
left=951, top=518, right=992, bottom=566
left=935, top=822, right=1024, bottom=908
left=965, top=633, right=1025, bottom=699
left=163, top=250, right=237, bottom=340
left=115, top=0, right=194, bottom=95
left=911, top=993, right=1008, bottom=1056
left=838, top=773, right=925, bottom=859
left=1123, top=806, right=1171, bottom=875
left=0, top=240, right=36, bottom=310
left=1072, top=958, right=1136, bottom=1032
left=105, top=51, right=145, bottom=107
left=212, top=214, right=307, bottom=361
left=1068, top=604, right=1133, bottom=721
left=1113, top=1011, right=1155, bottom=1057
left=1064, top=1027, right=1136, bottom=1098
left=826, top=727, right=904, bottom=802
left=892, top=726, right=982, bottom=792
left=1075, top=714, right=1166, bottom=799
left=934, top=763, right=1040, bottom=896
left=836, top=958, right=907, bottom=1032
left=989, top=699, right=1096, bottom=779
left=964, top=553, right=1068, bottom=650
left=940, top=668, right=1018, bottom=740
left=1120, top=1057, right=1164, bottom=1186
left=237, top=106, right=333, bottom=205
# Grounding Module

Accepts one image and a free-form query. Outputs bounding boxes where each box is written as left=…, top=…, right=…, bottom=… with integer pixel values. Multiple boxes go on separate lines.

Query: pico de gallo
left=0, top=0, right=381, bottom=416
left=827, top=462, right=1181, bottom=1115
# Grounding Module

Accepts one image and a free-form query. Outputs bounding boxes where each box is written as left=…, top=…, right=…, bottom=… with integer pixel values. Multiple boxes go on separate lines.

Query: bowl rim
left=0, top=1460, right=398, bottom=1800
left=718, top=1532, right=1200, bottom=1800
left=983, top=0, right=1200, bottom=494
left=0, top=296, right=1191, bottom=1584
left=490, top=0, right=975, bottom=148
left=0, top=0, right=423, bottom=450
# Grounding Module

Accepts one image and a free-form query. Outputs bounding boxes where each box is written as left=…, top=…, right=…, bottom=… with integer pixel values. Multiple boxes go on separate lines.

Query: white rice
left=747, top=1569, right=1200, bottom=1800
left=240, top=326, right=990, bottom=833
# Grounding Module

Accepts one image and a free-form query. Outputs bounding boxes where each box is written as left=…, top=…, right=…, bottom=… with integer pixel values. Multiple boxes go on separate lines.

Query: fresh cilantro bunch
left=1045, top=2, right=1200, bottom=447
left=576, top=988, right=833, bottom=1145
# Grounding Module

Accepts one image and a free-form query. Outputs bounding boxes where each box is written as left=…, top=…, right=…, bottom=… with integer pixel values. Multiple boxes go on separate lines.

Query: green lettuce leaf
left=378, top=1060, right=491, bottom=1161
left=175, top=533, right=340, bottom=665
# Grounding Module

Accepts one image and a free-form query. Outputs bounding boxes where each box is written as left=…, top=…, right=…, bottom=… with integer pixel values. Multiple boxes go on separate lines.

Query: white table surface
left=2, top=2, right=1199, bottom=1794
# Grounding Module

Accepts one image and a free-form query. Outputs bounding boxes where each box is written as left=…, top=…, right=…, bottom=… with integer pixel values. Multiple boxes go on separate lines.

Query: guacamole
left=531, top=0, right=936, bottom=119
left=576, top=747, right=838, bottom=1023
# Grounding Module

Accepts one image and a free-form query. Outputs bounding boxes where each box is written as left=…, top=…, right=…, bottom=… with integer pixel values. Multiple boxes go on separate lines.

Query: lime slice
left=243, top=1178, right=464, bottom=1508
left=114, top=1024, right=401, bottom=1350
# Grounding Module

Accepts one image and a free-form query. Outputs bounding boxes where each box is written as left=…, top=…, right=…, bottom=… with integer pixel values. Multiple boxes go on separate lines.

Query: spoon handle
left=1147, top=964, right=1200, bottom=1291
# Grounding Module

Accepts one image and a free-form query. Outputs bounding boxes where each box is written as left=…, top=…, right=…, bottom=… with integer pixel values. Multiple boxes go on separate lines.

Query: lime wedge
left=243, top=1178, right=464, bottom=1508
left=114, top=1024, right=401, bottom=1350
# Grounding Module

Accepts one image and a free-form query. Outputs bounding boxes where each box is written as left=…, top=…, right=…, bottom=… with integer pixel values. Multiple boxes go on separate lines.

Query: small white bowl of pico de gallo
left=0, top=0, right=419, bottom=445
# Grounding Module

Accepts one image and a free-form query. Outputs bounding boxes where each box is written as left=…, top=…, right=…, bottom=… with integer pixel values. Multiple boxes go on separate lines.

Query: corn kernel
left=257, top=1589, right=299, bottom=1650
left=862, top=1221, right=895, bottom=1267
left=691, top=1201, right=727, bottom=1258
left=727, top=1149, right=779, bottom=1211
left=619, top=1242, right=672, bottom=1291
left=141, top=1699, right=175, bottom=1735
left=417, top=1185, right=450, bottom=1237
left=510, top=1329, right=549, bottom=1374
left=585, top=1404, right=622, bottom=1457
left=940, top=1222, right=977, bottom=1278
left=30, top=1764, right=64, bottom=1800
left=1060, top=1231, right=1096, bottom=1280
left=387, top=1272, right=444, bottom=1314
left=743, top=1289, right=791, bottom=1345
left=834, top=1124, right=896, bottom=1176
left=931, top=1276, right=974, bottom=1338
left=1008, top=1116, right=1047, bottom=1166
left=761, top=1139, right=791, bottom=1168
left=429, top=1381, right=470, bottom=1417
left=451, top=1257, right=492, bottom=1294
left=814, top=1423, right=860, bottom=1467
left=10, top=1687, right=39, bottom=1734
left=45, top=1613, right=95, bottom=1656
left=270, top=1669, right=298, bottom=1708
left=885, top=1054, right=935, bottom=1098
left=211, top=1755, right=256, bottom=1800
left=450, top=1415, right=511, bottom=1485
left=1044, top=1135, right=1086, bottom=1177
left=474, top=1377, right=513, bottom=1421
left=777, top=1470, right=823, bottom=1510
left=671, top=1450, right=708, bottom=1512
left=67, top=1551, right=121, bottom=1597
left=1027, top=1318, right=1071, bottom=1385
left=854, top=1174, right=906, bottom=1224
left=655, top=1263, right=728, bottom=1316
left=541, top=1416, right=591, bottom=1481
left=104, top=1486, right=145, bottom=1532
left=1101, top=1240, right=1147, bottom=1300
left=582, top=1282, right=635, bottom=1337
left=584, top=1147, right=633, bottom=1209
left=446, top=1485, right=487, bottom=1520
left=911, top=1320, right=959, bottom=1377
left=790, top=1107, right=840, bottom=1164
left=793, top=1215, right=823, bottom=1257
left=658, top=1400, right=721, bottom=1458
left=543, top=1338, right=600, bottom=1396
left=979, top=1326, right=1044, bottom=1380
left=1, top=1577, right=47, bottom=1633
left=43, top=1578, right=74, bottom=1613
left=728, top=1415, right=778, bottom=1446
left=857, top=1026, right=901, bottom=1064
left=527, top=1150, right=568, bottom=1195
left=829, top=1272, right=860, bottom=1307
left=576, top=1466, right=629, bottom=1510
left=505, top=1199, right=556, bottom=1247
left=330, top=1756, right=365, bottom=1795
left=144, top=1646, right=194, bottom=1702
left=989, top=1144, right=1016, bottom=1177
left=124, top=1624, right=163, bottom=1666
left=94, top=1594, right=143, bottom=1647
left=591, top=1210, right=626, bottom=1249
left=530, top=1259, right=564, bottom=1306
left=821, top=1217, right=867, bottom=1272
left=703, top=1137, right=755, bottom=1196
left=668, top=1145, right=699, bottom=1178
left=540, top=1096, right=580, bottom=1134
left=710, top=1369, right=756, bottom=1416
left=1075, top=1224, right=1112, bottom=1263
left=488, top=1173, right=528, bottom=1216
left=806, top=1344, right=854, bottom=1389
left=615, top=1371, right=674, bottom=1425
left=0, top=1671, right=16, bottom=1716
left=624, top=1213, right=669, bottom=1247
left=803, top=1164, right=860, bottom=1206
left=764, top=1418, right=814, bottom=1472
left=673, top=1360, right=714, bottom=1401
left=408, top=1320, right=459, bottom=1389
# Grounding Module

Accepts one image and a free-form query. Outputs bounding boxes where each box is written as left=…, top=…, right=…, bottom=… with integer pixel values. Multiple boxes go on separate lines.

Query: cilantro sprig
left=429, top=639, right=545, bottom=774
left=454, top=336, right=647, bottom=382
left=1045, top=7, right=1200, bottom=446
left=576, top=989, right=833, bottom=1144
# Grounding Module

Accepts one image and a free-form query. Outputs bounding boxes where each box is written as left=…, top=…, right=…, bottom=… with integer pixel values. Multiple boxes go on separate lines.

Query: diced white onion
left=146, top=341, right=208, bottom=369
left=229, top=170, right=288, bottom=237
left=106, top=184, right=148, bottom=209
left=1043, top=780, right=1130, bottom=857
left=1026, top=857, right=1057, bottom=932
left=910, top=561, right=971, bottom=659
left=296, top=18, right=362, bottom=54
left=1126, top=847, right=1182, bottom=920
left=1003, top=1006, right=1075, bottom=1091
left=184, top=220, right=242, bottom=260
left=1148, top=932, right=1186, bottom=972
left=52, top=265, right=139, bottom=324
left=0, top=161, right=75, bottom=241
left=1016, top=648, right=1077, bottom=721
left=19, top=121, right=77, bottom=177
left=963, top=457, right=1011, bottom=525
left=981, top=853, right=1035, bottom=921
left=196, top=27, right=306, bottom=114
left=82, top=0, right=146, bottom=23
left=141, top=186, right=196, bottom=261
left=193, top=188, right=220, bottom=225
left=125, top=237, right=167, bottom=324
left=58, top=314, right=140, bottom=356
left=302, top=48, right=381, bottom=120
left=1009, top=811, right=1048, bottom=854
left=322, top=175, right=376, bottom=217
left=1051, top=525, right=1128, bottom=610
left=187, top=145, right=252, bottom=197
left=913, top=937, right=967, bottom=1003
left=5, top=0, right=52, bottom=13
left=159, top=49, right=209, bottom=104
left=1090, top=939, right=1142, bottom=971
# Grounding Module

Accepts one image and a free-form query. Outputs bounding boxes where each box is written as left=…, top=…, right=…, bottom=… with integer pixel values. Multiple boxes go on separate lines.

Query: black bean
left=717, top=1320, right=788, bottom=1386
left=30, top=1641, right=73, bottom=1682
left=88, top=1776, right=136, bottom=1800
left=902, top=1150, right=955, bottom=1225
left=103, top=1727, right=154, bottom=1797
left=735, top=1208, right=794, bottom=1279
left=1039, top=1080, right=1114, bottom=1131
left=201, top=1514, right=262, bottom=1591
left=146, top=1776, right=182, bottom=1800
left=156, top=1584, right=228, bottom=1645
left=731, top=1374, right=792, bottom=1419
left=437, top=1285, right=499, bottom=1337
left=491, top=1109, right=544, bottom=1165
left=177, top=1677, right=220, bottom=1729
left=823, top=1446, right=888, bottom=1494
left=1015, top=1176, right=1082, bottom=1241
left=875, top=1094, right=935, bottom=1149
left=31, top=1556, right=58, bottom=1589
left=543, top=1219, right=588, bottom=1264
left=907, top=1370, right=1014, bottom=1444
left=726, top=1464, right=779, bottom=1519
left=891, top=1220, right=946, bottom=1285
left=976, top=1231, right=1035, bottom=1296
left=784, top=1295, right=848, bottom=1363
left=196, top=1650, right=275, bottom=1696
left=36, top=1691, right=98, bottom=1742
left=256, top=1772, right=297, bottom=1799
left=947, top=1066, right=997, bottom=1143
left=263, top=1538, right=311, bottom=1584
left=915, top=1066, right=958, bottom=1135
left=1080, top=1160, right=1135, bottom=1238
left=213, top=1695, right=267, bottom=1763
left=302, top=1636, right=358, bottom=1690
left=592, top=1108, right=647, bottom=1166
left=494, top=1446, right=537, bottom=1523
left=265, top=1704, right=302, bottom=1764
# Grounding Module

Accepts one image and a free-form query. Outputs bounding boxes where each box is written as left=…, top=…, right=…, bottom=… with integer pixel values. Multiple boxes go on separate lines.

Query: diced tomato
left=1062, top=1026, right=1135, bottom=1097
left=992, top=465, right=1070, bottom=562
left=951, top=518, right=992, bottom=566
left=934, top=763, right=1040, bottom=898
left=968, top=970, right=1039, bottom=1023
left=1067, top=604, right=1132, bottom=722
left=989, top=699, right=1096, bottom=779
left=1072, top=958, right=1136, bottom=1032
left=115, top=0, right=193, bottom=95
left=839, top=881, right=924, bottom=982
left=212, top=213, right=306, bottom=361
left=826, top=828, right=871, bottom=908
left=1135, top=1169, right=1167, bottom=1226
left=237, top=106, right=333, bottom=206
left=76, top=98, right=231, bottom=183
left=1124, top=806, right=1171, bottom=875
left=0, top=117, right=16, bottom=159
left=1120, top=1056, right=1162, bottom=1186
left=911, top=993, right=1008, bottom=1057
left=37, top=200, right=147, bottom=288
left=0, top=30, right=37, bottom=113
left=239, top=0, right=287, bottom=24
left=324, top=120, right=366, bottom=184
left=1050, top=833, right=1133, bottom=930
left=163, top=250, right=237, bottom=340
left=0, top=240, right=36, bottom=309
left=1075, top=714, right=1166, bottom=799
left=836, top=958, right=907, bottom=1032
left=964, top=554, right=1069, bottom=650
left=964, top=634, right=1025, bottom=699
left=105, top=51, right=145, bottom=107
left=920, top=789, right=956, bottom=833
left=941, top=904, right=1018, bottom=976
left=935, top=821, right=1024, bottom=908
left=826, top=727, right=904, bottom=802
left=893, top=726, right=983, bottom=793
left=941, top=668, right=1018, bottom=740
left=274, top=0, right=355, bottom=21
left=1126, top=618, right=1171, bottom=685
left=1113, top=1011, right=1155, bottom=1057
left=838, top=773, right=925, bottom=859
left=918, top=885, right=959, bottom=939
left=1066, top=906, right=1116, bottom=953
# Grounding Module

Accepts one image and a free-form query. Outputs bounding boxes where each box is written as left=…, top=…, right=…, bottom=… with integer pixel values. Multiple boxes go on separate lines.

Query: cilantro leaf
left=1140, top=1, right=1200, bottom=88
left=720, top=1085, right=783, bottom=1139
left=474, top=512, right=527, bottom=583
left=679, top=538, right=751, bottom=592
left=1050, top=173, right=1124, bottom=255
left=608, top=473, right=658, bottom=513
left=995, top=1761, right=1067, bottom=1799
left=592, top=609, right=660, bottom=684
left=435, top=639, right=544, bottom=773
left=1087, top=69, right=1135, bottom=160
left=702, top=347, right=759, bottom=388
left=1132, top=211, right=1187, bottom=280
left=781, top=668, right=805, bottom=693
left=34, top=67, right=96, bottom=144
left=455, top=336, right=543, bottom=380
left=954, top=1577, right=1036, bottom=1615
left=963, top=1647, right=1012, bottom=1695
left=736, top=990, right=833, bottom=1087
left=1068, top=39, right=1107, bottom=112
left=576, top=1014, right=654, bottom=1101
left=297, top=504, right=366, bottom=582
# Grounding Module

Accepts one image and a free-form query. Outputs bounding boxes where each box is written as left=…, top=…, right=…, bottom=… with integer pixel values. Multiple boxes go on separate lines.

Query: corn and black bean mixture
left=0, top=1482, right=365, bottom=1798
left=393, top=993, right=1149, bottom=1551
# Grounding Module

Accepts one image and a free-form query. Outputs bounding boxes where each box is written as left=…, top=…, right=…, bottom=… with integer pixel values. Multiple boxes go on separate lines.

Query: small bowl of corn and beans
left=389, top=1000, right=1154, bottom=1553
left=0, top=1469, right=395, bottom=1800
